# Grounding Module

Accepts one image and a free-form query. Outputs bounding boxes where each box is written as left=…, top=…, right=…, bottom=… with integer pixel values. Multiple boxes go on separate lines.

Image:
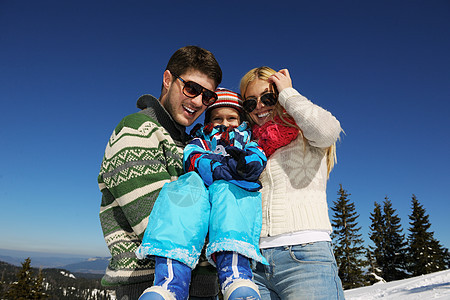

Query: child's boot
left=138, top=256, right=191, bottom=300
left=215, top=251, right=261, bottom=300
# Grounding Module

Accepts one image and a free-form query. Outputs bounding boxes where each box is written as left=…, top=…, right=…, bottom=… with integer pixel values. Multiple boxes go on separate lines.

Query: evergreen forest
left=0, top=258, right=112, bottom=299
left=331, top=185, right=450, bottom=289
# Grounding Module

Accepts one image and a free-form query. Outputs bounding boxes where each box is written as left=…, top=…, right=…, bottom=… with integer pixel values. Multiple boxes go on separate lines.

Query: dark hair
left=165, top=46, right=222, bottom=88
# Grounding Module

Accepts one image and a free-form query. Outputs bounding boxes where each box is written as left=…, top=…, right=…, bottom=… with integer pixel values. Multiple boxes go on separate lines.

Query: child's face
left=209, top=107, right=240, bottom=127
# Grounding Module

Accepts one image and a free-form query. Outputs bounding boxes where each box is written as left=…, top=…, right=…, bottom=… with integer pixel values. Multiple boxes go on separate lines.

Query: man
left=98, top=46, right=222, bottom=299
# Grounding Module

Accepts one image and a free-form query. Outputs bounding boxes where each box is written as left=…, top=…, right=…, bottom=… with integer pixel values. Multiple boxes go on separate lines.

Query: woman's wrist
left=278, top=87, right=300, bottom=107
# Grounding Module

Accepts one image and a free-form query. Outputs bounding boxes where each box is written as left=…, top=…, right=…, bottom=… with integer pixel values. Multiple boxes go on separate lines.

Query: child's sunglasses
left=172, top=73, right=218, bottom=106
left=243, top=84, right=278, bottom=113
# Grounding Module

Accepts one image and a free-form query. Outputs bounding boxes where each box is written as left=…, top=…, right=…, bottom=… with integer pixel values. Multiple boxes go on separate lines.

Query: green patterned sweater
left=98, top=95, right=187, bottom=287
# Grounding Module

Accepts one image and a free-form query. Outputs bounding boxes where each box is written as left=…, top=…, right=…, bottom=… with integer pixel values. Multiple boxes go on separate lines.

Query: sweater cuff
left=278, top=87, right=301, bottom=107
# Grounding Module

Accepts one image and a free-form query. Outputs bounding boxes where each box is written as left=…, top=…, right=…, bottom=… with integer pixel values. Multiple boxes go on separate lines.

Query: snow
left=369, top=272, right=386, bottom=284
left=59, top=270, right=76, bottom=279
left=345, top=269, right=450, bottom=299
left=88, top=257, right=101, bottom=261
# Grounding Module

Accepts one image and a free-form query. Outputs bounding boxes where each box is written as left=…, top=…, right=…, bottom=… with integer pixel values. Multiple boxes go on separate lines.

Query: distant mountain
left=62, top=257, right=109, bottom=274
left=0, top=254, right=89, bottom=269
left=0, top=254, right=23, bottom=267
left=0, top=248, right=109, bottom=270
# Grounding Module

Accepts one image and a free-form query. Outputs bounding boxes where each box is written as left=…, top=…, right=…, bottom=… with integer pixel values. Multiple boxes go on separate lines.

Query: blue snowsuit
left=136, top=122, right=268, bottom=268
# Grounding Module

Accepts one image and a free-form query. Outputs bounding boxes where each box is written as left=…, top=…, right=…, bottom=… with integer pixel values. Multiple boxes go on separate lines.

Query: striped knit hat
left=204, top=88, right=244, bottom=124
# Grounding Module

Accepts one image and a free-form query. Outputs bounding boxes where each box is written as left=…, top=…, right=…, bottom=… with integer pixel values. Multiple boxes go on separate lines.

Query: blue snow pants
left=136, top=172, right=267, bottom=268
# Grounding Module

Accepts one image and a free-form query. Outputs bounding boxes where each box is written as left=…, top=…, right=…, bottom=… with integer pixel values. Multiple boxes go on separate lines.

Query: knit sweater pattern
left=98, top=95, right=186, bottom=286
left=259, top=88, right=342, bottom=237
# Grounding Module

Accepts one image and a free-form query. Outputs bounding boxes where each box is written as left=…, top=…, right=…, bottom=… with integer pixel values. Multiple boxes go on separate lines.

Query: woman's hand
left=269, top=69, right=293, bottom=93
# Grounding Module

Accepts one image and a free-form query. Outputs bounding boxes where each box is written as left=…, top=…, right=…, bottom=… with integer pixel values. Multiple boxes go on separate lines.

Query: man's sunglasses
left=243, top=86, right=278, bottom=113
left=172, top=73, right=218, bottom=106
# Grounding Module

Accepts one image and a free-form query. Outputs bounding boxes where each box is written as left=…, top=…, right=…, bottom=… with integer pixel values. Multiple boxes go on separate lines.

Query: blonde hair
left=240, top=66, right=337, bottom=177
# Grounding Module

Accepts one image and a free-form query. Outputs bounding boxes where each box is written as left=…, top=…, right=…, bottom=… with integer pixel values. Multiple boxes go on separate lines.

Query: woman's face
left=244, top=78, right=274, bottom=126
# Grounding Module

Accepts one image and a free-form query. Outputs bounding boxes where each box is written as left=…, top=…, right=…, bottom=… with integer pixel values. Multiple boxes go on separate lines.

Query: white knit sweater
left=259, top=87, right=342, bottom=237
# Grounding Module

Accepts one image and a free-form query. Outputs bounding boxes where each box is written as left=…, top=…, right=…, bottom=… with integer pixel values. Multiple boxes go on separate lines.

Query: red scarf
left=252, top=116, right=299, bottom=157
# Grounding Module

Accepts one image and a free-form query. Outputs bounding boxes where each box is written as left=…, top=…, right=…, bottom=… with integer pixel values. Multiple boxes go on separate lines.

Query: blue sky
left=1, top=1, right=449, bottom=257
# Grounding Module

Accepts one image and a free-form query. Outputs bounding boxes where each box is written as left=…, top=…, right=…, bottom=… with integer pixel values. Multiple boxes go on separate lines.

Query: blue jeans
left=253, top=241, right=344, bottom=300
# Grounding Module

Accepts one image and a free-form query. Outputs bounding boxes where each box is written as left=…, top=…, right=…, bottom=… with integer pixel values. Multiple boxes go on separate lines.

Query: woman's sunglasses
left=172, top=73, right=218, bottom=106
left=243, top=84, right=278, bottom=113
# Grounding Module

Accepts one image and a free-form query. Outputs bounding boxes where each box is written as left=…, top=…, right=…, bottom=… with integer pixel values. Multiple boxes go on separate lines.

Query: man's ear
left=163, top=70, right=173, bottom=90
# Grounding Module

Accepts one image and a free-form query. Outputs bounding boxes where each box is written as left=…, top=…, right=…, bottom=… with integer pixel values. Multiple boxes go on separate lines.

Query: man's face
left=161, top=70, right=216, bottom=127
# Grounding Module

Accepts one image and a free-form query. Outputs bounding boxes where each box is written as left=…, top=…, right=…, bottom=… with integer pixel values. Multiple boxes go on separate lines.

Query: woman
left=240, top=67, right=344, bottom=299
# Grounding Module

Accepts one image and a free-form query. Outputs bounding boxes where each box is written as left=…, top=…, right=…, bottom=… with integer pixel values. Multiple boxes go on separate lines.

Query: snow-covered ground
left=344, top=269, right=450, bottom=299
left=105, top=269, right=450, bottom=300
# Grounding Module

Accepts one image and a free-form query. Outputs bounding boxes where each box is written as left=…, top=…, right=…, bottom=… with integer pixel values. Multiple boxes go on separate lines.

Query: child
left=136, top=88, right=267, bottom=300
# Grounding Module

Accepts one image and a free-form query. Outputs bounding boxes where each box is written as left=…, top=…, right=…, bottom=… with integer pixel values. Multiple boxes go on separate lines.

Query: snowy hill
left=345, top=269, right=450, bottom=299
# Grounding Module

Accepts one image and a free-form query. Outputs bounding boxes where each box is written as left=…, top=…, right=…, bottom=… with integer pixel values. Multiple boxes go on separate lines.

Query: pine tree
left=445, top=248, right=450, bottom=269
left=4, top=258, right=48, bottom=300
left=0, top=269, right=7, bottom=298
left=331, top=184, right=367, bottom=289
left=364, top=248, right=385, bottom=285
left=381, top=197, right=408, bottom=281
left=407, top=194, right=448, bottom=276
left=368, top=201, right=384, bottom=280
left=5, top=257, right=34, bottom=299
left=33, top=268, right=48, bottom=299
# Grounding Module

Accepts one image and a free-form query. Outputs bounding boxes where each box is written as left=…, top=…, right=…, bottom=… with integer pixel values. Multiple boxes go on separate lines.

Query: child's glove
left=225, top=146, right=247, bottom=178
